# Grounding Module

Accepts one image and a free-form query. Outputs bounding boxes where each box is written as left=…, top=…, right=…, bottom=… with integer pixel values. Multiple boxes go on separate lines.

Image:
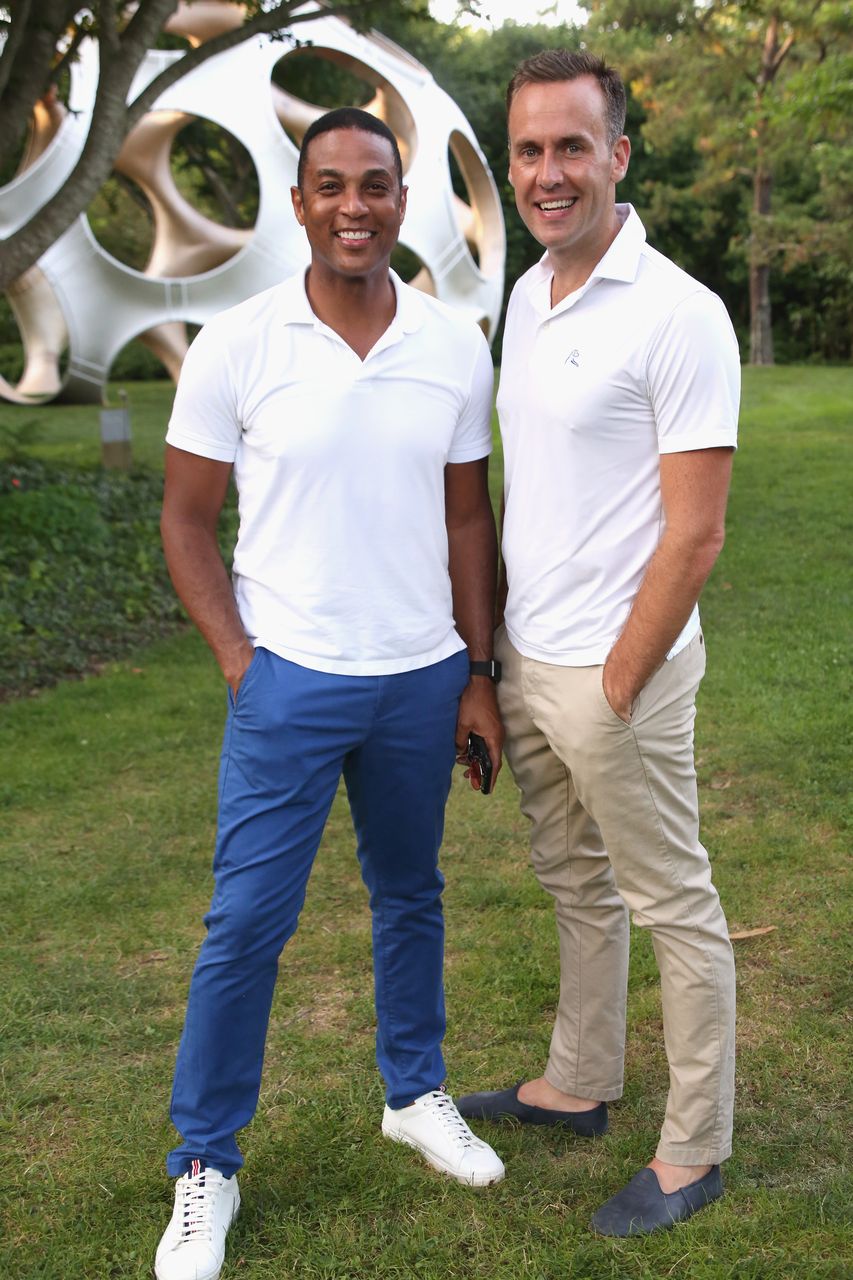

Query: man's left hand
left=455, top=678, right=504, bottom=791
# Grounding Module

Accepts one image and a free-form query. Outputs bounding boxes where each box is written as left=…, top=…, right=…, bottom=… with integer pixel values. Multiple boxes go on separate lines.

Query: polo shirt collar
left=527, top=204, right=647, bottom=317
left=279, top=267, right=424, bottom=337
left=591, top=203, right=646, bottom=283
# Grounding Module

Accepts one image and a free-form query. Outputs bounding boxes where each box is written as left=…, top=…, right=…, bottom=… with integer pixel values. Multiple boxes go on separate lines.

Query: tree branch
left=99, top=0, right=121, bottom=54
left=0, top=0, right=34, bottom=101
left=0, top=0, right=179, bottom=289
left=124, top=0, right=373, bottom=128
left=770, top=33, right=796, bottom=75
left=49, top=23, right=90, bottom=87
left=0, top=0, right=80, bottom=174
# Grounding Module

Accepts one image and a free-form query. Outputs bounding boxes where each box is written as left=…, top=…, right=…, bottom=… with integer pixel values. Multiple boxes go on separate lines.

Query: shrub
left=0, top=461, right=237, bottom=696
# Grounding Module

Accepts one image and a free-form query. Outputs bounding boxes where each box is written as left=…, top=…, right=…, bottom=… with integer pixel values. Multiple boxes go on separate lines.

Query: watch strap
left=469, top=659, right=502, bottom=684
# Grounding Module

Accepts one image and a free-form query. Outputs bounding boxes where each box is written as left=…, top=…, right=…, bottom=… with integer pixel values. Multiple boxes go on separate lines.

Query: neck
left=548, top=208, right=623, bottom=307
left=305, top=263, right=396, bottom=339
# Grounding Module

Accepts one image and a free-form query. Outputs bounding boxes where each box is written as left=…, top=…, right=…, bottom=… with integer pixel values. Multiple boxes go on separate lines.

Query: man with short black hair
left=457, top=51, right=739, bottom=1237
left=155, top=107, right=505, bottom=1280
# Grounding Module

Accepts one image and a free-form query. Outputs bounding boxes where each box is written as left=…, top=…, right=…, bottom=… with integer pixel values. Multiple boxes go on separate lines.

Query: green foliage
left=87, top=174, right=154, bottom=272
left=0, top=341, right=24, bottom=383
left=0, top=293, right=19, bottom=344
left=0, top=460, right=236, bottom=698
left=171, top=118, right=260, bottom=230
left=586, top=0, right=853, bottom=361
left=272, top=45, right=376, bottom=114
left=0, top=416, right=43, bottom=462
left=110, top=340, right=172, bottom=382
left=0, top=462, right=177, bottom=696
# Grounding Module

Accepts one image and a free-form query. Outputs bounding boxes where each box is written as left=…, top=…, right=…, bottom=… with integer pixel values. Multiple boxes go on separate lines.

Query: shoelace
left=176, top=1169, right=225, bottom=1242
left=420, top=1090, right=478, bottom=1147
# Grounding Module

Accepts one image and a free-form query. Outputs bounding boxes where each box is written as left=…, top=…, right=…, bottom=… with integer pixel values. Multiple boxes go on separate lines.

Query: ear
left=611, top=136, right=631, bottom=185
left=291, top=185, right=305, bottom=226
left=399, top=184, right=408, bottom=225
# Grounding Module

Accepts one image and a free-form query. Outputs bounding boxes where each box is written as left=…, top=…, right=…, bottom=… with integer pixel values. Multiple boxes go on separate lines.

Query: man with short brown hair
left=458, top=51, right=739, bottom=1237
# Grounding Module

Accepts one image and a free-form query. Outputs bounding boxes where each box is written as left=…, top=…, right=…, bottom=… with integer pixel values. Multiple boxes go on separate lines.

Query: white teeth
left=337, top=231, right=373, bottom=240
left=539, top=199, right=576, bottom=210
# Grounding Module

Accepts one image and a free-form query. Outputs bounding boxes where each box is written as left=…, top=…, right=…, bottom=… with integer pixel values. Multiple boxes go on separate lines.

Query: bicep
left=444, top=458, right=492, bottom=531
left=162, top=445, right=233, bottom=536
left=659, top=447, right=733, bottom=542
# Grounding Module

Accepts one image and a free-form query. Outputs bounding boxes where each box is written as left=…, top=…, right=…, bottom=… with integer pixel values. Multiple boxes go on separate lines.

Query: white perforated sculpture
left=0, top=3, right=505, bottom=404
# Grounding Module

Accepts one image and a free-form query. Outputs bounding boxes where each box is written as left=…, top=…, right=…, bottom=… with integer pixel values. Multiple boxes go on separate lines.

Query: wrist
left=469, top=659, right=501, bottom=684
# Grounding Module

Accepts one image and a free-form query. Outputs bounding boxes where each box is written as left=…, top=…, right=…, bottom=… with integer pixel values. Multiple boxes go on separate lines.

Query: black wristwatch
left=469, top=659, right=502, bottom=684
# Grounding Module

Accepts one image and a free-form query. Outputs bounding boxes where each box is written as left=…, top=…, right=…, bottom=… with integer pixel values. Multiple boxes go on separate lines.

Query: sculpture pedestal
left=100, top=403, right=132, bottom=470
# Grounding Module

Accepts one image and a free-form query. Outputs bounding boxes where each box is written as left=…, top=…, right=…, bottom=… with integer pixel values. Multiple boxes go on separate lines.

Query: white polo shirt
left=498, top=205, right=740, bottom=666
left=166, top=270, right=494, bottom=675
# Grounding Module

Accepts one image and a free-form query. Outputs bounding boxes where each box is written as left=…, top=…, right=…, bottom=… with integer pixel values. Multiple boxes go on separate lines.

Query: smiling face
left=508, top=76, right=630, bottom=282
left=291, top=128, right=407, bottom=285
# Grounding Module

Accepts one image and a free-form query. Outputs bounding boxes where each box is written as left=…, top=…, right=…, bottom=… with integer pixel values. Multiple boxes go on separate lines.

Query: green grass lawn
left=1, top=367, right=851, bottom=1277
left=0, top=382, right=175, bottom=471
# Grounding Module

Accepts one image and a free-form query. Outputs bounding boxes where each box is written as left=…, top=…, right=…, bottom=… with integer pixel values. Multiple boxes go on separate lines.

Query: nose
left=341, top=183, right=368, bottom=216
left=536, top=148, right=562, bottom=189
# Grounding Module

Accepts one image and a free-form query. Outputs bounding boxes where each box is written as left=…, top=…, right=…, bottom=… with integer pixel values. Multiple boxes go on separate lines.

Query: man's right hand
left=225, top=640, right=256, bottom=699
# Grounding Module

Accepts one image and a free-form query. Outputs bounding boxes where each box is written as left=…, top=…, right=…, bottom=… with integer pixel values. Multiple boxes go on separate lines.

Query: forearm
left=605, top=527, right=723, bottom=708
left=605, top=445, right=733, bottom=717
left=161, top=517, right=252, bottom=686
left=447, top=503, right=503, bottom=778
left=447, top=507, right=498, bottom=661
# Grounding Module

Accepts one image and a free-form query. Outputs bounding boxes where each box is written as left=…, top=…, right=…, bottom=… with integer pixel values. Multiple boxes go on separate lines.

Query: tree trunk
left=749, top=161, right=774, bottom=366
left=746, top=11, right=796, bottom=367
left=0, top=0, right=80, bottom=175
left=0, top=0, right=179, bottom=293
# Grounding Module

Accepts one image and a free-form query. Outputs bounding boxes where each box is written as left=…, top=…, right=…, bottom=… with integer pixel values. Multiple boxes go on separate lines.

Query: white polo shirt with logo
left=166, top=269, right=494, bottom=675
left=498, top=204, right=740, bottom=667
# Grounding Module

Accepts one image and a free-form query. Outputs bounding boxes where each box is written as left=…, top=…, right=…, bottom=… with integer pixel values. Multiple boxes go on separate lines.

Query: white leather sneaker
left=382, top=1087, right=505, bottom=1186
left=155, top=1160, right=240, bottom=1280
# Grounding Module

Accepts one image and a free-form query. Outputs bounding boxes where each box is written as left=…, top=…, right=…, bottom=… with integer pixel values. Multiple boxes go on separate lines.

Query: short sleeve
left=446, top=329, right=495, bottom=464
left=647, top=290, right=741, bottom=454
left=165, top=319, right=242, bottom=462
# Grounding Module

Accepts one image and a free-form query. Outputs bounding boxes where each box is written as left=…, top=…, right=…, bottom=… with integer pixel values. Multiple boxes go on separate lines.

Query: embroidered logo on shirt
left=565, top=349, right=581, bottom=367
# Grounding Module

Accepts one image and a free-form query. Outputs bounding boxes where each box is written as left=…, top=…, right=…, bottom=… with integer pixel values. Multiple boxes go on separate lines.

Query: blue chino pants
left=167, top=646, right=469, bottom=1179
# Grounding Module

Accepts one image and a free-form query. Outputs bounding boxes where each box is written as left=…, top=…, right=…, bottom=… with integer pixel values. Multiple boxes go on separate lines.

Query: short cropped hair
left=297, top=107, right=404, bottom=190
left=506, top=50, right=627, bottom=148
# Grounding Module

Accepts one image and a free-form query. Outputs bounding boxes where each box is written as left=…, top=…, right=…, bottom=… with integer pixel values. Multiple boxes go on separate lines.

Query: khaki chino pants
left=496, top=626, right=735, bottom=1165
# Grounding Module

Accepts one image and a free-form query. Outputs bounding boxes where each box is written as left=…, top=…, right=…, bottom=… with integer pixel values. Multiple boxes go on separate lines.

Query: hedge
left=0, top=460, right=236, bottom=697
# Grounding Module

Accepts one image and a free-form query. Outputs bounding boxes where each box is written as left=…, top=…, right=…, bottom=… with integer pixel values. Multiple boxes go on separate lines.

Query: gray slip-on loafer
left=455, top=1081, right=608, bottom=1137
left=590, top=1165, right=723, bottom=1237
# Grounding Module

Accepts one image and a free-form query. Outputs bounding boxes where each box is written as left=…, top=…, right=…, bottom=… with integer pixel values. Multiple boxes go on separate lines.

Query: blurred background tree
left=584, top=0, right=852, bottom=363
